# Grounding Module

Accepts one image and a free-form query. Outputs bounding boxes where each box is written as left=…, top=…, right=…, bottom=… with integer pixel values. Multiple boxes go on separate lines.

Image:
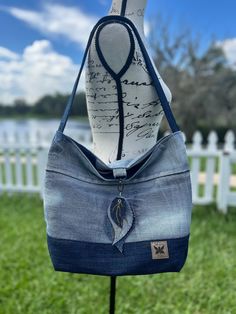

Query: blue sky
left=0, top=0, right=235, bottom=104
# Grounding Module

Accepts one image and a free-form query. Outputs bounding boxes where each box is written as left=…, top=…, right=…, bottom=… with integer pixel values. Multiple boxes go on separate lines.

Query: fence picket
left=24, top=132, right=33, bottom=188
left=14, top=132, right=23, bottom=189
left=204, top=132, right=218, bottom=202
left=191, top=131, right=203, bottom=202
left=3, top=131, right=13, bottom=190
left=224, top=130, right=235, bottom=152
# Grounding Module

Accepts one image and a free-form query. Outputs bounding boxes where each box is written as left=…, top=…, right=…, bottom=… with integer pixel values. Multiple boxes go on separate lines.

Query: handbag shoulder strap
left=58, top=15, right=180, bottom=133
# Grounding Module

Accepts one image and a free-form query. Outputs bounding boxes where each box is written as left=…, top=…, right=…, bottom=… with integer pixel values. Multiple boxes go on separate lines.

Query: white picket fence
left=0, top=129, right=236, bottom=214
left=0, top=129, right=92, bottom=194
left=185, top=130, right=236, bottom=213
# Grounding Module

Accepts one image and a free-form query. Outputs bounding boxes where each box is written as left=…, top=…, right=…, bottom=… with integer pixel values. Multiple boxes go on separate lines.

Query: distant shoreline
left=0, top=115, right=89, bottom=122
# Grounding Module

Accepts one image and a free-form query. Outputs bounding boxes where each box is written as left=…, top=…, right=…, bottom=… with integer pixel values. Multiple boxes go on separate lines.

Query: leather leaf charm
left=107, top=197, right=135, bottom=253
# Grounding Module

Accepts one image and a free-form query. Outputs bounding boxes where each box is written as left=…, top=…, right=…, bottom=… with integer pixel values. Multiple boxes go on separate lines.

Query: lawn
left=0, top=194, right=236, bottom=314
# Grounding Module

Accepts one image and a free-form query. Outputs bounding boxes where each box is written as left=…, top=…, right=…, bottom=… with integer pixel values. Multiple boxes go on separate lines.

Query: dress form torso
left=85, top=0, right=172, bottom=164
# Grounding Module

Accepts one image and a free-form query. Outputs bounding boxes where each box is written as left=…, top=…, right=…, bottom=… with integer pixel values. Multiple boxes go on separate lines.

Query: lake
left=0, top=118, right=90, bottom=133
left=0, top=118, right=92, bottom=145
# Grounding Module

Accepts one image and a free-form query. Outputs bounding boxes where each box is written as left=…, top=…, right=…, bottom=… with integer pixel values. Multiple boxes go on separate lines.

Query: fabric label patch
left=151, top=241, right=169, bottom=259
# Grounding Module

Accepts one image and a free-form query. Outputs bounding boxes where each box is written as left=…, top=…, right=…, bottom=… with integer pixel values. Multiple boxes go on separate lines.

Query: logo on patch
left=151, top=241, right=169, bottom=259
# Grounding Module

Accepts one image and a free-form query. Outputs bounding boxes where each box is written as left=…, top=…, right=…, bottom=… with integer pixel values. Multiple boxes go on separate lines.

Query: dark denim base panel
left=47, top=234, right=190, bottom=276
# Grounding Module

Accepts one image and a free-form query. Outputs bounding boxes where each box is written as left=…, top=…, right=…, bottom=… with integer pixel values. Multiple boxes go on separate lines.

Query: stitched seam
left=47, top=233, right=190, bottom=245
left=45, top=168, right=190, bottom=185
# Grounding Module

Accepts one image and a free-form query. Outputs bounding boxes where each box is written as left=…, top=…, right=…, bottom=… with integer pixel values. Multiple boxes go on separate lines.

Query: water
left=0, top=118, right=92, bottom=147
left=0, top=118, right=90, bottom=134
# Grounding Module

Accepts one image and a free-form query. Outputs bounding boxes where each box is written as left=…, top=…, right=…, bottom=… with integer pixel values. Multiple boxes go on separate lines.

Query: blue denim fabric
left=47, top=234, right=190, bottom=276
left=43, top=130, right=193, bottom=276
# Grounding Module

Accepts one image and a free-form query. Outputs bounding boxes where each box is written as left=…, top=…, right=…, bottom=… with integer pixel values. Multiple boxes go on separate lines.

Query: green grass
left=0, top=194, right=236, bottom=314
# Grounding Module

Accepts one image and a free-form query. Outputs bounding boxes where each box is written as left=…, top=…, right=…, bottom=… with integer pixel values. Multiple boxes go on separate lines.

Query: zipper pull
left=118, top=179, right=124, bottom=197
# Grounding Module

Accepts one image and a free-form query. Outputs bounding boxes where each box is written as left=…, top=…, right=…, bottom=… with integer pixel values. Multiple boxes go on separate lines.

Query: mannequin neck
left=109, top=0, right=147, bottom=37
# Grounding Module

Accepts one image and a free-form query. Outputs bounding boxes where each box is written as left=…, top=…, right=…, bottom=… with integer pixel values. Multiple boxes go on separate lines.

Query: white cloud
left=0, top=3, right=153, bottom=104
left=99, top=0, right=109, bottom=6
left=4, top=4, right=98, bottom=48
left=0, top=47, right=19, bottom=60
left=217, top=38, right=236, bottom=69
left=4, top=3, right=151, bottom=46
left=144, top=21, right=150, bottom=37
left=0, top=40, right=84, bottom=104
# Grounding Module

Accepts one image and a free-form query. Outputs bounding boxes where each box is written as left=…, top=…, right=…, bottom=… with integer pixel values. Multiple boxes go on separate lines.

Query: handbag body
left=43, top=15, right=193, bottom=277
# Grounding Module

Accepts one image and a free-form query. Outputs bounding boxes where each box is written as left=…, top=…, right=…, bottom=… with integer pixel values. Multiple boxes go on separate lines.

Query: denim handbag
left=43, top=15, right=193, bottom=277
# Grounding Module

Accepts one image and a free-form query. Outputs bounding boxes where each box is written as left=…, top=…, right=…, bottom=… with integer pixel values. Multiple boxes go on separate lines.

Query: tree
left=13, top=99, right=31, bottom=115
left=32, top=92, right=87, bottom=117
left=149, top=13, right=236, bottom=138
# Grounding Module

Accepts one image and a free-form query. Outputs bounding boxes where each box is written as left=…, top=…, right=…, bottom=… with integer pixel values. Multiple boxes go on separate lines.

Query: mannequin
left=85, top=0, right=172, bottom=164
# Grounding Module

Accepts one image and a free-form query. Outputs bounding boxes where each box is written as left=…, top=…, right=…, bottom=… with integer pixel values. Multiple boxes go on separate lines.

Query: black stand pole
left=109, top=276, right=117, bottom=314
